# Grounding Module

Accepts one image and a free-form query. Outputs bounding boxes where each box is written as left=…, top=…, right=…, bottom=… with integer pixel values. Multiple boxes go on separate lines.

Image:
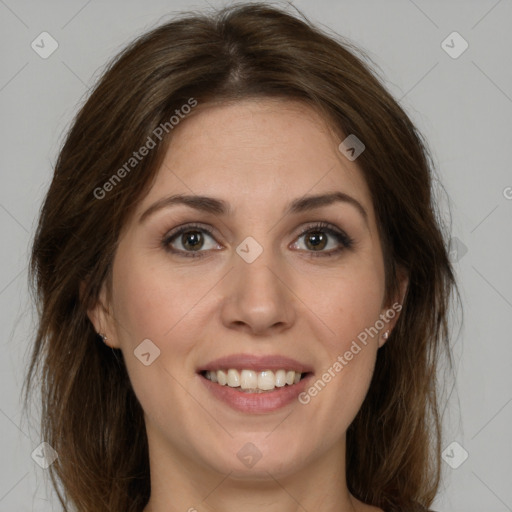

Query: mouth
left=196, top=354, right=314, bottom=413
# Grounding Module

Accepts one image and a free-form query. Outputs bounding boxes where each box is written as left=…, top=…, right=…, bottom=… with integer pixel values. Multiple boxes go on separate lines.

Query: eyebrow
left=139, top=191, right=368, bottom=225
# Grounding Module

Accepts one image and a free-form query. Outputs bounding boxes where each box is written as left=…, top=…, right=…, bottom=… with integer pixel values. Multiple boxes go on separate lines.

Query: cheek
left=111, top=249, right=203, bottom=341
left=108, top=257, right=196, bottom=423
left=315, top=261, right=385, bottom=355
left=301, top=258, right=385, bottom=418
left=110, top=252, right=214, bottom=381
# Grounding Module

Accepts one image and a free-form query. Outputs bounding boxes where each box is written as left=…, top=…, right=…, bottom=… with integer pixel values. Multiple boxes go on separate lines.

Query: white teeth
left=240, top=370, right=257, bottom=389
left=274, top=369, right=286, bottom=387
left=217, top=370, right=227, bottom=386
left=227, top=369, right=240, bottom=387
left=258, top=370, right=275, bottom=391
left=204, top=368, right=304, bottom=391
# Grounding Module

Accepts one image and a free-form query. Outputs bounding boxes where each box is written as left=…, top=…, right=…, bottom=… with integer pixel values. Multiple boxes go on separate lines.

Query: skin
left=88, top=98, right=408, bottom=512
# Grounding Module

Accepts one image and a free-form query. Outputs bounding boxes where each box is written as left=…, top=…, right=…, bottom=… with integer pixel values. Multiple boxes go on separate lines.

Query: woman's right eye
left=162, top=224, right=221, bottom=258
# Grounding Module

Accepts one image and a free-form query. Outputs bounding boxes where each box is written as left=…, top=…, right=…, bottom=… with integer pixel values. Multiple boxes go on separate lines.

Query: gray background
left=1, top=0, right=511, bottom=510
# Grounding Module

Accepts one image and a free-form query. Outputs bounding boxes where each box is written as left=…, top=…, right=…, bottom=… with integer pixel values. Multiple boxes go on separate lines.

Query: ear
left=378, top=267, right=409, bottom=348
left=80, top=279, right=120, bottom=349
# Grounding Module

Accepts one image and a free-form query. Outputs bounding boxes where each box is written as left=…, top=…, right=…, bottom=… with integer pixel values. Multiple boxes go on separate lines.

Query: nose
left=219, top=248, right=297, bottom=336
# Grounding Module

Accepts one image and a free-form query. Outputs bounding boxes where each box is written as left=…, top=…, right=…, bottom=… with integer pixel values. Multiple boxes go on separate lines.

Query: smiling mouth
left=200, top=369, right=311, bottom=393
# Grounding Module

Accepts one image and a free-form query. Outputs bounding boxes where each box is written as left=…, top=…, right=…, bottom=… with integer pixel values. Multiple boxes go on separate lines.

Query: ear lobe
left=81, top=280, right=117, bottom=347
left=86, top=297, right=109, bottom=335
left=378, top=267, right=409, bottom=348
left=378, top=329, right=391, bottom=348
left=397, top=267, right=409, bottom=307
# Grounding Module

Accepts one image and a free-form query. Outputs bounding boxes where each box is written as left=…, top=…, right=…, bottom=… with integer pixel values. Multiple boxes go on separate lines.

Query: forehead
left=137, top=98, right=374, bottom=220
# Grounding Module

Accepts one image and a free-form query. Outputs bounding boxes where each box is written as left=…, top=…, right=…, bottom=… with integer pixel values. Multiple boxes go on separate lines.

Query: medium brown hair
left=24, top=3, right=458, bottom=511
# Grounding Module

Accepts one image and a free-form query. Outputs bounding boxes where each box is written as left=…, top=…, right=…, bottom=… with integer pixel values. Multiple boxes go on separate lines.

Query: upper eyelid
left=163, top=222, right=218, bottom=241
left=163, top=220, right=343, bottom=236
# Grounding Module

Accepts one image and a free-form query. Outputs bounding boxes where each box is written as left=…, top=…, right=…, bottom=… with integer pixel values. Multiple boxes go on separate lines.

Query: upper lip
left=198, top=353, right=314, bottom=373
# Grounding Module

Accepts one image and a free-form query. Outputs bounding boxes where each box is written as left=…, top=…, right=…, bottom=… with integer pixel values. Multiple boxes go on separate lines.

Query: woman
left=24, top=3, right=458, bottom=511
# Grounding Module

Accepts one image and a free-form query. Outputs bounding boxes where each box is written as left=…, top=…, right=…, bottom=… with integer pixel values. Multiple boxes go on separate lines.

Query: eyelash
left=161, top=221, right=354, bottom=259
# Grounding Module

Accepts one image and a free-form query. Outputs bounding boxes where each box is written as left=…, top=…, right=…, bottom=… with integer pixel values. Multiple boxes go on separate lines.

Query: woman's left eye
left=162, top=221, right=353, bottom=258
left=291, top=222, right=354, bottom=257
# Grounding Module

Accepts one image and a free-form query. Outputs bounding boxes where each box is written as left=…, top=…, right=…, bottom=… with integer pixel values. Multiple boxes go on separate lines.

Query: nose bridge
left=237, top=245, right=282, bottom=297
left=219, top=236, right=296, bottom=334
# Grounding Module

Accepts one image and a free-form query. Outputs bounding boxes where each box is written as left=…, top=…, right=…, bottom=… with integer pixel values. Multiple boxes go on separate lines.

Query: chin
left=198, top=436, right=309, bottom=480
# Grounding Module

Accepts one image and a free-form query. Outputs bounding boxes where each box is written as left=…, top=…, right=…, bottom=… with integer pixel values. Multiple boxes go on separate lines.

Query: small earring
left=99, top=333, right=108, bottom=344
left=382, top=330, right=390, bottom=340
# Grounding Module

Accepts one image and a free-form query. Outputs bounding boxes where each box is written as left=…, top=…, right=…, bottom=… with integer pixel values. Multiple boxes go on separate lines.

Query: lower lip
left=199, top=373, right=313, bottom=413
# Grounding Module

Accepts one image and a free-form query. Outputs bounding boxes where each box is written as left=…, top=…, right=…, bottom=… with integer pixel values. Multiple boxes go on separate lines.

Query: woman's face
left=90, top=98, right=405, bottom=480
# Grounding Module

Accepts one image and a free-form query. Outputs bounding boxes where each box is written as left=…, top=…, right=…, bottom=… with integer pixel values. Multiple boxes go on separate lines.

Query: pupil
left=307, top=232, right=326, bottom=250
left=183, top=231, right=203, bottom=250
